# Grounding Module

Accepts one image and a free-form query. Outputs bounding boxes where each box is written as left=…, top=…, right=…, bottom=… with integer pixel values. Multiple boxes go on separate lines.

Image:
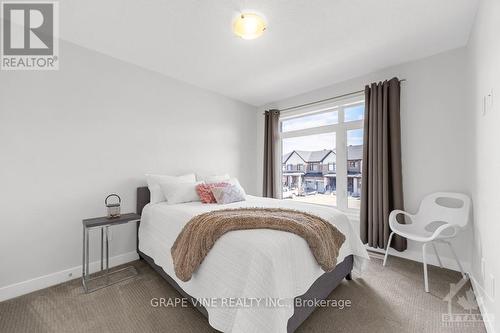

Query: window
left=344, top=103, right=364, bottom=122
left=280, top=95, right=364, bottom=212
left=309, top=163, right=320, bottom=172
left=282, top=110, right=338, bottom=132
left=347, top=129, right=364, bottom=209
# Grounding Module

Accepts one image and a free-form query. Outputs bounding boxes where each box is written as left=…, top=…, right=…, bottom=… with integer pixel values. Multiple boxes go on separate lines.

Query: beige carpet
left=0, top=255, right=486, bottom=333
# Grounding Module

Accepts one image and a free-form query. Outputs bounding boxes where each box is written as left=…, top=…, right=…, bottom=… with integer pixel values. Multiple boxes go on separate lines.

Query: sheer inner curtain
left=361, top=77, right=407, bottom=251
left=263, top=110, right=280, bottom=198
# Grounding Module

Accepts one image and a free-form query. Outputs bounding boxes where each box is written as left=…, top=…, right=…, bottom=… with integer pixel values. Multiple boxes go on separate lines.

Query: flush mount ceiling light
left=233, top=13, right=266, bottom=40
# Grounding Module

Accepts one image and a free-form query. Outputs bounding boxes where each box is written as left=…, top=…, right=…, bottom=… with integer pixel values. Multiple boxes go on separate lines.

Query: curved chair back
left=416, top=192, right=471, bottom=228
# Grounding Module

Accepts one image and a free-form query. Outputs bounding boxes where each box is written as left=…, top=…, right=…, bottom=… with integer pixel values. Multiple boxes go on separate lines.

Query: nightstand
left=82, top=213, right=141, bottom=293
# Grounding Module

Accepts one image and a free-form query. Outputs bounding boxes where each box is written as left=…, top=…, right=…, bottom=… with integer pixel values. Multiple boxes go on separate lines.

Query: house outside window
left=280, top=94, right=364, bottom=212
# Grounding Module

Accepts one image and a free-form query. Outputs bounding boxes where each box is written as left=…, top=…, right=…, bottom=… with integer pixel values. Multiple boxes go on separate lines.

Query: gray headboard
left=137, top=187, right=150, bottom=215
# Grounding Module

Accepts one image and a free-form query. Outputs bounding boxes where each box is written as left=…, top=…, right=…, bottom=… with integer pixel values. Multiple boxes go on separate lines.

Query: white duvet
left=139, top=195, right=369, bottom=333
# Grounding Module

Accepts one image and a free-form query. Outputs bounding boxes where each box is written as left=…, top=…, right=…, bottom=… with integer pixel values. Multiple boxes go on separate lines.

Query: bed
left=136, top=187, right=369, bottom=332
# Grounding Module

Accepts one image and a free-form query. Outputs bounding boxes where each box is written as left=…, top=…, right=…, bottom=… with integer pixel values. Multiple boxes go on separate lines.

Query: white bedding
left=139, top=195, right=369, bottom=333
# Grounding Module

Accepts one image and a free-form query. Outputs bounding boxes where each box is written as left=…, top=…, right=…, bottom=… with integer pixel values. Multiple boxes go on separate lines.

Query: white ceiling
left=60, top=0, right=479, bottom=106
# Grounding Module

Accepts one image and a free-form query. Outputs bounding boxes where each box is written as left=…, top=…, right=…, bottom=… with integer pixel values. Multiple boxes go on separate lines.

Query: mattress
left=138, top=195, right=369, bottom=333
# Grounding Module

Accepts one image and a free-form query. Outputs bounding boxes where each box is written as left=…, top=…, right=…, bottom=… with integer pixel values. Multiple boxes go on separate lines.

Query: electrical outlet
left=487, top=89, right=494, bottom=112
left=483, top=89, right=494, bottom=116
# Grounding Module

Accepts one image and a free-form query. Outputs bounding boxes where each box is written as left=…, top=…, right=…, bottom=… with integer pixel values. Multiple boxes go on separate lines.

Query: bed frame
left=136, top=186, right=353, bottom=333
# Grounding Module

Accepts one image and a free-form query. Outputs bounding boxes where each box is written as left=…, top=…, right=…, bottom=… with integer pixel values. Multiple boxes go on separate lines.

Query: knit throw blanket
left=171, top=208, right=346, bottom=282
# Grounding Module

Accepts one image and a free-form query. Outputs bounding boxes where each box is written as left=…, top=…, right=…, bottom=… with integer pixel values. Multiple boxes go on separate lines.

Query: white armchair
left=383, top=192, right=471, bottom=292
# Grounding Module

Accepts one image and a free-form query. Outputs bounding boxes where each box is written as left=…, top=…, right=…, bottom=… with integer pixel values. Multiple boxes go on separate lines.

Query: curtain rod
left=265, top=78, right=406, bottom=114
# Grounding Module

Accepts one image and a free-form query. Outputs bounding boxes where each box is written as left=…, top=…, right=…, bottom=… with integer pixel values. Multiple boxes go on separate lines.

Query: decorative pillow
left=196, top=182, right=229, bottom=203
left=211, top=184, right=246, bottom=204
left=146, top=173, right=196, bottom=204
left=226, top=178, right=246, bottom=196
left=160, top=181, right=203, bottom=205
left=203, top=174, right=231, bottom=184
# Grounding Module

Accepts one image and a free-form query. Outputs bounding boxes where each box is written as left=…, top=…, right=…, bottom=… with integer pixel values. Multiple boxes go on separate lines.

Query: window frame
left=279, top=93, right=364, bottom=214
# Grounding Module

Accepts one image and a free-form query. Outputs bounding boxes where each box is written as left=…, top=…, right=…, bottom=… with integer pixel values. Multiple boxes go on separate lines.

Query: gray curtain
left=263, top=109, right=280, bottom=198
left=360, top=77, right=406, bottom=251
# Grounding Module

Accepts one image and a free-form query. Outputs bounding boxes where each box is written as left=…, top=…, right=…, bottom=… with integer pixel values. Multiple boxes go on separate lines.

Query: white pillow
left=203, top=174, right=230, bottom=184
left=146, top=173, right=196, bottom=204
left=212, top=184, right=246, bottom=204
left=160, top=181, right=203, bottom=205
left=226, top=178, right=246, bottom=196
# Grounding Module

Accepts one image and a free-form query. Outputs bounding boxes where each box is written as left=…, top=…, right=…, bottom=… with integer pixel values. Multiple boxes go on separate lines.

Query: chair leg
left=444, top=241, right=467, bottom=278
left=431, top=242, right=443, bottom=268
left=383, top=232, right=395, bottom=267
left=422, top=243, right=429, bottom=293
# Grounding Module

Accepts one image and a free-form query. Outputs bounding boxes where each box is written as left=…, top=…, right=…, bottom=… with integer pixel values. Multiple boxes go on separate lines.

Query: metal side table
left=82, top=213, right=140, bottom=293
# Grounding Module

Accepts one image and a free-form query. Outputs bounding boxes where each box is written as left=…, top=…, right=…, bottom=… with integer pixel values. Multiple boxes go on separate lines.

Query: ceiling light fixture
left=233, top=13, right=266, bottom=40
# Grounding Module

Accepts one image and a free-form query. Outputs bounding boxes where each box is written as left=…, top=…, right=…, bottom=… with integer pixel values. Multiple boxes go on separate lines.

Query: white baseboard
left=469, top=274, right=496, bottom=333
left=1, top=249, right=494, bottom=332
left=372, top=245, right=494, bottom=332
left=0, top=251, right=139, bottom=302
left=374, top=243, right=495, bottom=333
left=367, top=246, right=470, bottom=273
